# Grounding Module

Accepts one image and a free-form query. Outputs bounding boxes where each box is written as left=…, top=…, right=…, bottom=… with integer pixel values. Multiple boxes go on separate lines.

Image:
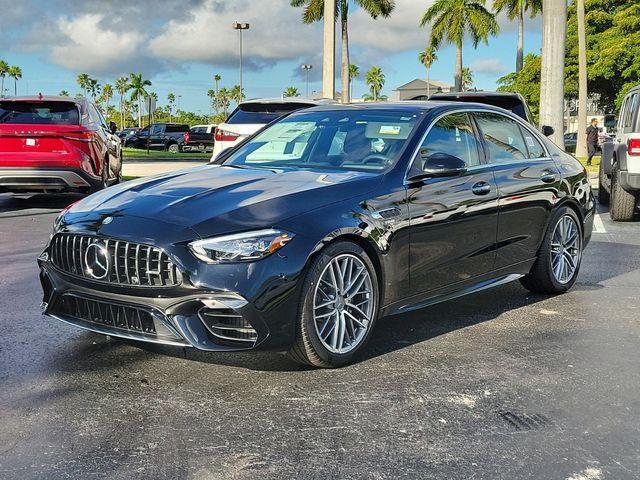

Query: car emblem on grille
left=84, top=242, right=110, bottom=279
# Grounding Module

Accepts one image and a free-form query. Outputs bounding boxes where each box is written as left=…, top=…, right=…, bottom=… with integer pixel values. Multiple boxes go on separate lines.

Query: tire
left=91, top=158, right=110, bottom=193
left=598, top=161, right=609, bottom=205
left=520, top=206, right=583, bottom=294
left=609, top=166, right=636, bottom=222
left=288, top=241, right=380, bottom=368
left=167, top=143, right=180, bottom=154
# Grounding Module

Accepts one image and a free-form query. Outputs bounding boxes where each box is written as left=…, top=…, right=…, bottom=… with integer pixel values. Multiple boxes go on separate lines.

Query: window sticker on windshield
left=379, top=125, right=401, bottom=135
left=525, top=136, right=536, bottom=147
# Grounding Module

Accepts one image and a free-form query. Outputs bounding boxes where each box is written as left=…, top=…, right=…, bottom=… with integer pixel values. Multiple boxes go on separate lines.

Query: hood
left=68, top=164, right=382, bottom=238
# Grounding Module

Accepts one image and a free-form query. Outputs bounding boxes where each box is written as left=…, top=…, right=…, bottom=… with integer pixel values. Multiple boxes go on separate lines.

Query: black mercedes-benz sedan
left=39, top=102, right=595, bottom=367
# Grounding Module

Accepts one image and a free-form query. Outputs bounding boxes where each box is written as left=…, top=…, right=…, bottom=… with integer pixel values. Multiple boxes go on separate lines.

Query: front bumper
left=38, top=229, right=308, bottom=352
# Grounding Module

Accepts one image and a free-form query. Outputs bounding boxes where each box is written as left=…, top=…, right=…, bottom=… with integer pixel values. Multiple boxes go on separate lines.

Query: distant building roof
left=392, top=78, right=453, bottom=101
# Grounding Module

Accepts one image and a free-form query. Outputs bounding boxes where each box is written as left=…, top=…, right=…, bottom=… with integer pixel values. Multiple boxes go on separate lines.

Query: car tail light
left=61, top=129, right=94, bottom=143
left=628, top=138, right=640, bottom=156
left=184, top=132, right=190, bottom=143
left=214, top=129, right=239, bottom=142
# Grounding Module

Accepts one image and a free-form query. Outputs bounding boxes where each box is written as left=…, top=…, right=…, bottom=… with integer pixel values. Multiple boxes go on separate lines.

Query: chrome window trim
left=403, top=106, right=552, bottom=185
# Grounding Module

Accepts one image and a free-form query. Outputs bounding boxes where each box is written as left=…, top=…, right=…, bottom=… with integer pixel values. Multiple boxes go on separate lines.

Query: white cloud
left=470, top=58, right=509, bottom=75
left=149, top=0, right=321, bottom=68
left=48, top=14, right=145, bottom=72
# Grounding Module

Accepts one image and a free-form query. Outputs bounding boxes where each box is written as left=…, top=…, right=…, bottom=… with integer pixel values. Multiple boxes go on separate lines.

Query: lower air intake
left=199, top=307, right=257, bottom=345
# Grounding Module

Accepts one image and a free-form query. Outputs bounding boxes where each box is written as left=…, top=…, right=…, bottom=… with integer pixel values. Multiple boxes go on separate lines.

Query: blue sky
left=0, top=0, right=543, bottom=113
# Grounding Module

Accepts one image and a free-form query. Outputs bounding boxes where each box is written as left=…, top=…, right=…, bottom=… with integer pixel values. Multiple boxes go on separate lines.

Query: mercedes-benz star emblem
left=85, top=242, right=110, bottom=279
left=102, top=216, right=113, bottom=225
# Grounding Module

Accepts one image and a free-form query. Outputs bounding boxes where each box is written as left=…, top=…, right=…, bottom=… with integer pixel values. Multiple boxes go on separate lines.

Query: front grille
left=50, top=233, right=180, bottom=287
left=54, top=294, right=157, bottom=334
left=199, top=307, right=258, bottom=344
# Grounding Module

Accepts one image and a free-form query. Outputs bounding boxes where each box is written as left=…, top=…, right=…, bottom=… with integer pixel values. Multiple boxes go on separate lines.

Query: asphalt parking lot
left=1, top=191, right=639, bottom=480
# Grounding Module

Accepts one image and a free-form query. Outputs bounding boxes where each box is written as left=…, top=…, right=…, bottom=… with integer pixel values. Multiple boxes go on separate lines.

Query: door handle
left=540, top=171, right=557, bottom=183
left=472, top=181, right=491, bottom=196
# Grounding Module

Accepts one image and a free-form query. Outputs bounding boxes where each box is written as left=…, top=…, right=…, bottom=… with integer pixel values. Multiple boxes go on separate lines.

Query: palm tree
left=76, top=73, right=90, bottom=97
left=461, top=67, right=474, bottom=91
left=207, top=89, right=216, bottom=115
left=283, top=87, right=300, bottom=98
left=418, top=45, right=438, bottom=98
left=291, top=0, right=395, bottom=104
left=8, top=66, right=22, bottom=96
left=575, top=0, right=587, bottom=157
left=115, top=76, right=130, bottom=130
left=128, top=73, right=152, bottom=128
left=365, top=66, right=385, bottom=102
left=0, top=60, right=9, bottom=98
left=349, top=64, right=359, bottom=100
left=420, top=0, right=499, bottom=92
left=213, top=74, right=221, bottom=113
left=167, top=92, right=176, bottom=122
left=230, top=85, right=245, bottom=106
left=86, top=78, right=100, bottom=103
left=217, top=88, right=231, bottom=117
left=539, top=0, right=567, bottom=147
left=102, top=84, right=113, bottom=114
left=493, top=0, right=542, bottom=72
left=59, top=90, right=69, bottom=97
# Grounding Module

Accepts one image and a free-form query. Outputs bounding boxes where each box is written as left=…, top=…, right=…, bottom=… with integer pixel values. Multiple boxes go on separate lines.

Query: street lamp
left=233, top=22, right=250, bottom=104
left=301, top=64, right=313, bottom=97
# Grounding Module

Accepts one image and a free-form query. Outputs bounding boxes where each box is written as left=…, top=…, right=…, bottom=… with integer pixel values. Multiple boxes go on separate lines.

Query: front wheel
left=520, top=207, right=583, bottom=294
left=288, top=242, right=380, bottom=368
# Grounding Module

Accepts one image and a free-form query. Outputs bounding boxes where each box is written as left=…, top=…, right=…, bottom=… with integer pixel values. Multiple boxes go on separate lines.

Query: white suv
left=599, top=85, right=640, bottom=221
left=211, top=98, right=334, bottom=160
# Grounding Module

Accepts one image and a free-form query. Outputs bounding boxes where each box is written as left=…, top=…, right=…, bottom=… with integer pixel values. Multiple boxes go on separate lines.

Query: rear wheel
left=288, top=242, right=379, bottom=368
left=167, top=143, right=180, bottom=154
left=609, top=166, right=636, bottom=221
left=520, top=206, right=583, bottom=294
left=91, top=158, right=110, bottom=193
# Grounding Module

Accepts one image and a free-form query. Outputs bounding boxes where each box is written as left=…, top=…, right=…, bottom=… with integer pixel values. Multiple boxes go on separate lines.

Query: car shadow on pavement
left=0, top=193, right=85, bottom=216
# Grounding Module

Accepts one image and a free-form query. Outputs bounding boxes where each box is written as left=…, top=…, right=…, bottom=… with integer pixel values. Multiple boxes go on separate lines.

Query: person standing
left=585, top=118, right=599, bottom=166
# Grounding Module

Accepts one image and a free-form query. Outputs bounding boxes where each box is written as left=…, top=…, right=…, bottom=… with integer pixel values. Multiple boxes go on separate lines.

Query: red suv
left=0, top=95, right=122, bottom=194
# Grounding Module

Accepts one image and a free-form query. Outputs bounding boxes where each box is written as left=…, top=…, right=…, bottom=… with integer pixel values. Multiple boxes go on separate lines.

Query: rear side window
left=520, top=127, right=546, bottom=158
left=0, top=101, right=80, bottom=125
left=474, top=112, right=528, bottom=163
left=420, top=112, right=481, bottom=167
left=227, top=103, right=311, bottom=125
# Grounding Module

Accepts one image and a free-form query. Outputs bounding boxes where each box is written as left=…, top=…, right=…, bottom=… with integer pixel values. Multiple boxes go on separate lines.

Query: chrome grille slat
left=50, top=233, right=179, bottom=287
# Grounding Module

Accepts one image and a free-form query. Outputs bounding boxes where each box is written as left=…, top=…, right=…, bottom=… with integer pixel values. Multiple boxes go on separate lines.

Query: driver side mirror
left=109, top=121, right=117, bottom=135
left=541, top=125, right=555, bottom=137
left=409, top=152, right=467, bottom=181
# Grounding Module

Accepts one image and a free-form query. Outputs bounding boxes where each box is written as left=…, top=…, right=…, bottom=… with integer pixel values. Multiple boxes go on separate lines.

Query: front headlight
left=188, top=229, right=294, bottom=264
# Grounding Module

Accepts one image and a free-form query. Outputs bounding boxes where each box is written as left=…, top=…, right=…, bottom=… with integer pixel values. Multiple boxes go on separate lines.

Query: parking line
left=593, top=213, right=607, bottom=233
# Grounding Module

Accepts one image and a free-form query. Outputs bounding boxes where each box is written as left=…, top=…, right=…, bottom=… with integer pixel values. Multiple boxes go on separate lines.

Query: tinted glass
left=521, top=126, right=546, bottom=158
left=0, top=101, right=80, bottom=125
left=420, top=112, right=480, bottom=167
left=150, top=124, right=163, bottom=135
left=225, top=109, right=420, bottom=172
left=226, top=103, right=313, bottom=125
left=165, top=124, right=189, bottom=133
left=191, top=127, right=206, bottom=134
left=475, top=112, right=528, bottom=163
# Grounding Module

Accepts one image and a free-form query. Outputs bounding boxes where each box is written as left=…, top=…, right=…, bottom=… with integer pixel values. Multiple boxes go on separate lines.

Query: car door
left=472, top=111, right=562, bottom=269
left=407, top=111, right=499, bottom=297
left=149, top=124, right=165, bottom=149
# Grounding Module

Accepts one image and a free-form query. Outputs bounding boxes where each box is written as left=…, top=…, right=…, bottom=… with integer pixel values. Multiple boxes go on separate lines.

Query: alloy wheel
left=550, top=214, right=581, bottom=284
left=313, top=253, right=375, bottom=354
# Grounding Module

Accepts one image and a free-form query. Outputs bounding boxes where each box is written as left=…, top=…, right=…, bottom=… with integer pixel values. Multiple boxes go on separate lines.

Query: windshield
left=223, top=109, right=421, bottom=172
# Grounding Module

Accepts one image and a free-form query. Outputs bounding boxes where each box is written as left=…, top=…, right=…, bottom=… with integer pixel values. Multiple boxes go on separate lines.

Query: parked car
left=430, top=91, right=537, bottom=123
left=40, top=102, right=594, bottom=367
left=125, top=123, right=190, bottom=153
left=0, top=95, right=122, bottom=193
left=211, top=98, right=333, bottom=159
left=117, top=127, right=139, bottom=142
left=599, top=84, right=640, bottom=221
left=182, top=124, right=216, bottom=153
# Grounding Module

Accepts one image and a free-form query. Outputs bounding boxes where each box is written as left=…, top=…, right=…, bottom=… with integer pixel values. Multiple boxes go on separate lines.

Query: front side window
left=150, top=124, right=163, bottom=135
left=224, top=110, right=421, bottom=172
left=475, top=112, right=528, bottom=163
left=419, top=112, right=480, bottom=168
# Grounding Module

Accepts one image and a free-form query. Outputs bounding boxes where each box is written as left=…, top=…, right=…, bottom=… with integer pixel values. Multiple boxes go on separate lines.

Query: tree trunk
left=341, top=4, right=350, bottom=104
left=454, top=41, right=463, bottom=92
left=138, top=98, right=142, bottom=128
left=539, top=0, right=567, bottom=148
left=323, top=0, right=336, bottom=99
left=427, top=66, right=431, bottom=98
left=14, top=79, right=17, bottom=96
left=1, top=77, right=4, bottom=98
left=517, top=2, right=524, bottom=73
left=120, top=95, right=124, bottom=130
left=575, top=0, right=588, bottom=158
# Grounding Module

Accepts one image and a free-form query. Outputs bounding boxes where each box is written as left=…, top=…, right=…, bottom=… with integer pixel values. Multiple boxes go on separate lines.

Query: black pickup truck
left=124, top=123, right=215, bottom=153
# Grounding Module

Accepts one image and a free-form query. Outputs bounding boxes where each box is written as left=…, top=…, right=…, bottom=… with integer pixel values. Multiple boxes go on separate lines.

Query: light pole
left=233, top=22, right=250, bottom=104
left=301, top=64, right=313, bottom=97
